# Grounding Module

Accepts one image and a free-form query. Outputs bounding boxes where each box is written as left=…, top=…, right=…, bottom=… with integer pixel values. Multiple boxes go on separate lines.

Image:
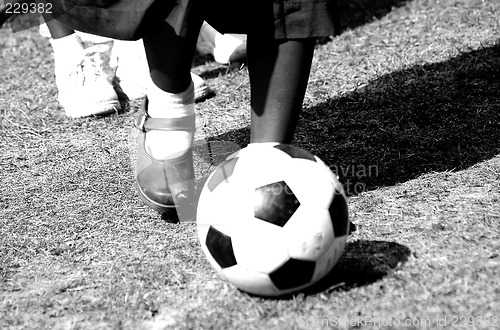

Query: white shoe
left=190, top=72, right=211, bottom=102
left=112, top=39, right=212, bottom=102
left=111, top=40, right=148, bottom=100
left=196, top=22, right=247, bottom=64
left=52, top=42, right=121, bottom=118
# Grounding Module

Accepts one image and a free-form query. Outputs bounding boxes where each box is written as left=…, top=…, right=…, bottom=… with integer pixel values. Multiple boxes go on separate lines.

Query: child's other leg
left=137, top=15, right=203, bottom=221
left=247, top=36, right=315, bottom=144
left=197, top=22, right=247, bottom=65
left=44, top=18, right=121, bottom=117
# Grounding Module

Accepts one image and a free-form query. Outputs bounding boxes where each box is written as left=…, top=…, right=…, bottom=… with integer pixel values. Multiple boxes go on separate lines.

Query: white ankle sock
left=146, top=79, right=195, bottom=118
left=49, top=34, right=84, bottom=70
left=145, top=81, right=196, bottom=160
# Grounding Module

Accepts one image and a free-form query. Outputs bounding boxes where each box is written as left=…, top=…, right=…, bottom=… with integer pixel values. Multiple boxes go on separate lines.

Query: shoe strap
left=135, top=113, right=195, bottom=132
left=135, top=99, right=195, bottom=132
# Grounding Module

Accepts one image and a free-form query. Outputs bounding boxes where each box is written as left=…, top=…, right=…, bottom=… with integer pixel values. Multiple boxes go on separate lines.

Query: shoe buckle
left=136, top=113, right=147, bottom=132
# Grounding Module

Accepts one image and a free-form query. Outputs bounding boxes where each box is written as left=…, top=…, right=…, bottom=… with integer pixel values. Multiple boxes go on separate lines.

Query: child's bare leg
left=143, top=21, right=201, bottom=93
left=137, top=17, right=203, bottom=221
left=248, top=37, right=315, bottom=144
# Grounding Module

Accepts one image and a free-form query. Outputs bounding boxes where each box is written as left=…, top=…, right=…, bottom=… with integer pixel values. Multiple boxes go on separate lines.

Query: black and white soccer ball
left=197, top=143, right=349, bottom=297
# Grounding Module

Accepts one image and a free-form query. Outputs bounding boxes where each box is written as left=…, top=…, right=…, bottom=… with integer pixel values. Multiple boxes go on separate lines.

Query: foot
left=197, top=22, right=247, bottom=64
left=53, top=42, right=121, bottom=118
left=112, top=39, right=212, bottom=102
left=135, top=100, right=197, bottom=221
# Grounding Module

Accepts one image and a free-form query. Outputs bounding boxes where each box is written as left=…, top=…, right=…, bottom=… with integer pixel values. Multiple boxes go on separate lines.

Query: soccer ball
left=196, top=143, right=349, bottom=296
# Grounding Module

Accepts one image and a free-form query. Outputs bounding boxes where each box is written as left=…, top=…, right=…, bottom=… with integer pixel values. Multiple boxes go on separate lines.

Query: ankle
left=146, top=80, right=195, bottom=118
left=50, top=33, right=84, bottom=67
left=143, top=82, right=196, bottom=160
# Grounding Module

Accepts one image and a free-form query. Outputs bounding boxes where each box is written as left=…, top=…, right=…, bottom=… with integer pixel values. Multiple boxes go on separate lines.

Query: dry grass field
left=1, top=0, right=499, bottom=329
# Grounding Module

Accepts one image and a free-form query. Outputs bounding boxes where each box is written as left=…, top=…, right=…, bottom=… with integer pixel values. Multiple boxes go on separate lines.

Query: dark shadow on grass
left=193, top=53, right=215, bottom=67
left=241, top=240, right=410, bottom=300
left=197, top=67, right=237, bottom=80
left=298, top=42, right=500, bottom=192
left=204, top=43, right=500, bottom=195
left=338, top=0, right=412, bottom=32
left=303, top=240, right=411, bottom=295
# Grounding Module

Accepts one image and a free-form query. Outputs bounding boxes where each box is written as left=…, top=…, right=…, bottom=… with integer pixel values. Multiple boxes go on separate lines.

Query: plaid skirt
left=204, top=0, right=341, bottom=39
left=48, top=0, right=172, bottom=40
left=45, top=0, right=340, bottom=40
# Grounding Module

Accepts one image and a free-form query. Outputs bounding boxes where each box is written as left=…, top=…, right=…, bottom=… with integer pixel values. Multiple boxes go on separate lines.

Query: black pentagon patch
left=269, top=258, right=316, bottom=290
left=254, top=181, right=300, bottom=227
left=207, top=157, right=238, bottom=192
left=329, top=192, right=349, bottom=237
left=205, top=226, right=237, bottom=268
left=274, top=144, right=316, bottom=162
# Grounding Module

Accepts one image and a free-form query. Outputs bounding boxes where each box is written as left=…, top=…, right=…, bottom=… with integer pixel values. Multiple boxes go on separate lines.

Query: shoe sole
left=137, top=183, right=178, bottom=218
left=195, top=85, right=213, bottom=102
left=135, top=126, right=180, bottom=221
left=64, top=100, right=121, bottom=118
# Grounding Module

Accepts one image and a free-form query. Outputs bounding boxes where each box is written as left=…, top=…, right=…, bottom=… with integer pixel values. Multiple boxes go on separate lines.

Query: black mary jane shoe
left=134, top=100, right=195, bottom=222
